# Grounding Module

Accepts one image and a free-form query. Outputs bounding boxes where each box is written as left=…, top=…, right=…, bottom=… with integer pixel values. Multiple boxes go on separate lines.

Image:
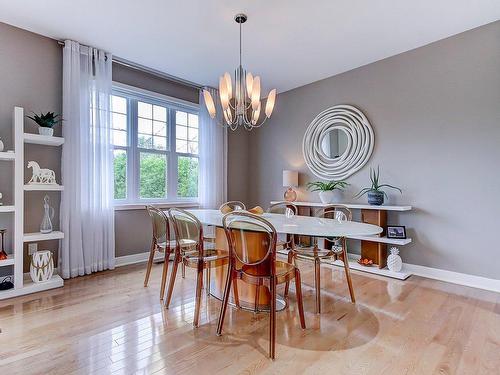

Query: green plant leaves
left=306, top=180, right=350, bottom=192
left=26, top=111, right=61, bottom=128
left=355, top=166, right=402, bottom=199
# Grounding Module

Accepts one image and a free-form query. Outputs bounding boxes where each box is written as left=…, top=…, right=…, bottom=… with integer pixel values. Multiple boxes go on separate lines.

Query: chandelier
left=203, top=13, right=277, bottom=131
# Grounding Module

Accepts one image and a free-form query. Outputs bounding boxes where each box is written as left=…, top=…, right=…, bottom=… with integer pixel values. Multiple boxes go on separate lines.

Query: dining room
left=0, top=1, right=499, bottom=374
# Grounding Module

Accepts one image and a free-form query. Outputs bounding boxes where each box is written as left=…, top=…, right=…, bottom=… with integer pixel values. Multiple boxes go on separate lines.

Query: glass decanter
left=40, top=195, right=55, bottom=234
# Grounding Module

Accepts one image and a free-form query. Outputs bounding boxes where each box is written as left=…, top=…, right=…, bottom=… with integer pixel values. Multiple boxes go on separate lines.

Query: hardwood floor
left=0, top=260, right=499, bottom=375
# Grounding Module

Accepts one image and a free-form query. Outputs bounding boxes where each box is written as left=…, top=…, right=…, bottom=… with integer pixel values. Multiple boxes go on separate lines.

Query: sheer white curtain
left=60, top=40, right=115, bottom=278
left=198, top=87, right=227, bottom=208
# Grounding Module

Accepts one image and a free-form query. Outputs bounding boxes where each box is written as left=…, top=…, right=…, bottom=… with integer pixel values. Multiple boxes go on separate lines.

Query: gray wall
left=246, top=21, right=500, bottom=279
left=0, top=22, right=62, bottom=273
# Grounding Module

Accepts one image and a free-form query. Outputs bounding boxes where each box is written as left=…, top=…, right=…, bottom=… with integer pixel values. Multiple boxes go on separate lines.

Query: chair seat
left=183, top=249, right=229, bottom=268
left=292, top=245, right=343, bottom=259
left=157, top=239, right=197, bottom=252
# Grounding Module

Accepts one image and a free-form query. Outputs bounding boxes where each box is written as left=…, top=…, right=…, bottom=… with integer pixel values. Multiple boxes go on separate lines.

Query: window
left=111, top=87, right=199, bottom=204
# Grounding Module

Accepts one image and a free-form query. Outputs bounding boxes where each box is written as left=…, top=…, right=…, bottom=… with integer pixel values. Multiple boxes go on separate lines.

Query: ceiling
left=1, top=1, right=499, bottom=93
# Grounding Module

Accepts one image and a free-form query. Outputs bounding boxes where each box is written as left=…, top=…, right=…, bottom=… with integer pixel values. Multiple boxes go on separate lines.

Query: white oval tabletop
left=183, top=209, right=382, bottom=237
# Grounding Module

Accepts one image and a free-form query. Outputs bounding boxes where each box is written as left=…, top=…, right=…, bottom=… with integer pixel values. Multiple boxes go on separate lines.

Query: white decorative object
left=27, top=161, right=57, bottom=185
left=302, top=104, right=374, bottom=180
left=0, top=137, right=4, bottom=152
left=38, top=127, right=54, bottom=136
left=30, top=250, right=54, bottom=283
left=387, top=247, right=403, bottom=272
left=0, top=192, right=2, bottom=206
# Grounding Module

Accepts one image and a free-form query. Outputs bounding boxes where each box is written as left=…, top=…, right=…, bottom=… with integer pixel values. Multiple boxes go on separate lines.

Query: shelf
left=271, top=201, right=412, bottom=211
left=348, top=235, right=412, bottom=246
left=0, top=255, right=15, bottom=267
left=24, top=231, right=64, bottom=242
left=0, top=151, right=15, bottom=160
left=0, top=205, right=15, bottom=213
left=0, top=275, right=64, bottom=300
left=24, top=184, right=64, bottom=191
left=24, top=133, right=64, bottom=146
left=277, top=250, right=411, bottom=280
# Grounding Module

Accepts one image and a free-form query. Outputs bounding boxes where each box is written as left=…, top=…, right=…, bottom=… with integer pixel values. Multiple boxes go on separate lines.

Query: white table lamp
left=283, top=170, right=298, bottom=202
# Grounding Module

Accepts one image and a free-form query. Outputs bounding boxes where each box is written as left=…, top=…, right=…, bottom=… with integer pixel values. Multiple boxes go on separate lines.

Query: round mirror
left=302, top=105, right=375, bottom=180
left=320, top=128, right=349, bottom=159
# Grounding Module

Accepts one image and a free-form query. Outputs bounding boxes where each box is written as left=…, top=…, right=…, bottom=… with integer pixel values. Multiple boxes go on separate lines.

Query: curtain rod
left=57, top=40, right=202, bottom=90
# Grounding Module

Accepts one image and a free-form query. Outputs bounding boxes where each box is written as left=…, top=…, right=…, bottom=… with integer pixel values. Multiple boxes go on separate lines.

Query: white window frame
left=112, top=82, right=200, bottom=206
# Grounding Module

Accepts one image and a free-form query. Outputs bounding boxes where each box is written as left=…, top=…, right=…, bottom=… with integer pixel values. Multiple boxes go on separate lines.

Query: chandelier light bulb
left=203, top=90, right=216, bottom=118
left=223, top=72, right=233, bottom=99
left=265, top=89, right=277, bottom=118
left=251, top=76, right=261, bottom=111
left=246, top=72, right=254, bottom=99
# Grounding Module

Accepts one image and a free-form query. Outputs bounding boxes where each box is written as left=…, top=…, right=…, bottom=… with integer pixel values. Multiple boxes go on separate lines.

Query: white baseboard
left=404, top=263, right=500, bottom=293
left=115, top=252, right=165, bottom=267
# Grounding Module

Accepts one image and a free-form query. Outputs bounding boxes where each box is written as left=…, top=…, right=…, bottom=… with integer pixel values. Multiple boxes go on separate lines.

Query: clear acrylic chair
left=290, top=204, right=355, bottom=313
left=216, top=211, right=306, bottom=359
left=219, top=201, right=246, bottom=213
left=164, top=208, right=228, bottom=327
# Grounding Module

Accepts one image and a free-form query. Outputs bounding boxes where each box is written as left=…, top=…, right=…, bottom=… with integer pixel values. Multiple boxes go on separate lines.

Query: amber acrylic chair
left=145, top=205, right=173, bottom=300
left=216, top=211, right=306, bottom=359
left=267, top=201, right=297, bottom=252
left=290, top=205, right=355, bottom=313
left=219, top=201, right=246, bottom=213
left=164, top=208, right=228, bottom=327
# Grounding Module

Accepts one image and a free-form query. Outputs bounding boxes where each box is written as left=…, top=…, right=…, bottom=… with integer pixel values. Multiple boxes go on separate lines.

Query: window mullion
left=130, top=98, right=139, bottom=202
left=168, top=108, right=178, bottom=200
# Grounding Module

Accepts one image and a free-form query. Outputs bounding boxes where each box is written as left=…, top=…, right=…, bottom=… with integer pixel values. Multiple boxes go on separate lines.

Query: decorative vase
left=319, top=190, right=334, bottom=204
left=38, top=127, right=54, bottom=136
left=0, top=137, right=4, bottom=152
left=387, top=247, right=402, bottom=272
left=40, top=195, right=55, bottom=234
left=30, top=250, right=54, bottom=283
left=367, top=191, right=384, bottom=205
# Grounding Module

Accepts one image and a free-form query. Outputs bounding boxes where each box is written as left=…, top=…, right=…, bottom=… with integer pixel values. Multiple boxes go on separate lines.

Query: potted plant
left=306, top=180, right=349, bottom=204
left=354, top=166, right=402, bottom=205
left=26, top=111, right=61, bottom=136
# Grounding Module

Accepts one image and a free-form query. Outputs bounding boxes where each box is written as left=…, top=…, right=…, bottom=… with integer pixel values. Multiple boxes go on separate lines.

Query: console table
left=270, top=201, right=413, bottom=280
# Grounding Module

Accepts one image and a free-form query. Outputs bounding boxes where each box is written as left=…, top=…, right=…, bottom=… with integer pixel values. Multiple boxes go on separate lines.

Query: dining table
left=184, top=209, right=383, bottom=312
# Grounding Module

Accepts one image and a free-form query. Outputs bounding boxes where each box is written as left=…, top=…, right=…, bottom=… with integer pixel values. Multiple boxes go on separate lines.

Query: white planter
left=38, top=127, right=54, bottom=136
left=318, top=190, right=343, bottom=204
left=319, top=190, right=334, bottom=204
left=30, top=250, right=54, bottom=283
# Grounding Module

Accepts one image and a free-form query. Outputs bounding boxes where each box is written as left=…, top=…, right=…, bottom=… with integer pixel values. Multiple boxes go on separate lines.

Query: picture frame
left=387, top=225, right=406, bottom=239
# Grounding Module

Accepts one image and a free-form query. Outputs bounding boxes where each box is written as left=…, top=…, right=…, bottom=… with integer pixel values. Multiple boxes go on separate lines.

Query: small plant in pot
left=355, top=167, right=402, bottom=205
left=307, top=180, right=349, bottom=204
left=26, top=111, right=61, bottom=137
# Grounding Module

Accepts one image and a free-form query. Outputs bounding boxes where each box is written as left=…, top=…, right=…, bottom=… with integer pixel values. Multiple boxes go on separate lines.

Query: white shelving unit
left=271, top=200, right=413, bottom=280
left=0, top=107, right=64, bottom=301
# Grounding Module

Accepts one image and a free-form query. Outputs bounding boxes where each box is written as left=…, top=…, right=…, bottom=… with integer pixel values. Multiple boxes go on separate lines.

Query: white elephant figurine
left=27, top=161, right=57, bottom=185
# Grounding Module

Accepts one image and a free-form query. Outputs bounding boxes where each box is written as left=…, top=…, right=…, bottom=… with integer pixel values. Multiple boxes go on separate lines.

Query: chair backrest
left=315, top=204, right=352, bottom=244
left=168, top=208, right=203, bottom=254
left=219, top=201, right=246, bottom=213
left=267, top=201, right=298, bottom=217
left=146, top=205, right=170, bottom=244
left=315, top=204, right=352, bottom=221
left=222, top=211, right=277, bottom=277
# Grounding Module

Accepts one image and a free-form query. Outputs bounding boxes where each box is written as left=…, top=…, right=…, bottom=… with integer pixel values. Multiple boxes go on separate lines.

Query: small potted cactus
left=26, top=111, right=61, bottom=137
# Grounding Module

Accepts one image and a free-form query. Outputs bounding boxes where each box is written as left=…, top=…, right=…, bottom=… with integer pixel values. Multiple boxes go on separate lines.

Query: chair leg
left=270, top=277, right=277, bottom=360
left=314, top=257, right=321, bottom=314
left=159, top=249, right=170, bottom=300
left=193, top=260, right=204, bottom=328
left=216, top=265, right=233, bottom=336
left=232, top=277, right=240, bottom=307
left=254, top=284, right=261, bottom=312
left=342, top=241, right=355, bottom=303
left=205, top=265, right=211, bottom=296
left=164, top=251, right=180, bottom=308
left=182, top=262, right=186, bottom=278
left=284, top=250, right=294, bottom=299
left=294, top=269, right=306, bottom=329
left=144, top=240, right=156, bottom=287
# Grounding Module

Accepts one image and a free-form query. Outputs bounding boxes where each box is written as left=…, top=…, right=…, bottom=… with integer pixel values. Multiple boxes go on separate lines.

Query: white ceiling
left=1, top=1, right=499, bottom=93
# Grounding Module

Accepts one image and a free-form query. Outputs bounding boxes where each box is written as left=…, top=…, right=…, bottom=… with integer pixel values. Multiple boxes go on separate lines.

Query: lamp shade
left=282, top=170, right=298, bottom=187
